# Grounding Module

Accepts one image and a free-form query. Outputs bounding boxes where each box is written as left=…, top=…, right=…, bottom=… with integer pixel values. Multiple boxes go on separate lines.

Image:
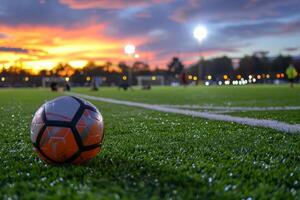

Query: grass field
left=0, top=85, right=300, bottom=199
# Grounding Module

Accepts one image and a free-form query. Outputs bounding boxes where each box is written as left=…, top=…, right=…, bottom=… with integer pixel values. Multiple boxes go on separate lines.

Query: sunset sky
left=0, top=0, right=300, bottom=72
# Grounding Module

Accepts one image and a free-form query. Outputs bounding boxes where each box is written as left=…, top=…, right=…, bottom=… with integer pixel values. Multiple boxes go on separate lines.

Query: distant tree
left=52, top=63, right=75, bottom=77
left=209, top=56, right=233, bottom=77
left=190, top=56, right=233, bottom=80
left=258, top=54, right=271, bottom=74
left=238, top=55, right=255, bottom=76
left=39, top=69, right=49, bottom=77
left=118, top=62, right=129, bottom=74
left=293, top=59, right=300, bottom=72
left=271, top=55, right=292, bottom=73
left=187, top=58, right=206, bottom=79
left=103, top=61, right=113, bottom=72
left=167, top=57, right=184, bottom=75
left=71, top=69, right=85, bottom=84
left=132, top=61, right=149, bottom=72
left=83, top=61, right=105, bottom=76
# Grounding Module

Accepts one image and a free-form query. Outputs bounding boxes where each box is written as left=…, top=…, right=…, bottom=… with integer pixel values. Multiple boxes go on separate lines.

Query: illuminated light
left=280, top=73, right=284, bottom=78
left=86, top=76, right=91, bottom=81
left=193, top=76, right=198, bottom=81
left=1, top=77, right=5, bottom=82
left=151, top=76, right=157, bottom=81
left=122, top=75, right=127, bottom=81
left=253, top=78, right=257, bottom=83
left=134, top=54, right=140, bottom=59
left=225, top=80, right=230, bottom=85
left=223, top=75, right=228, bottom=80
left=188, top=75, right=193, bottom=80
left=124, top=44, right=136, bottom=55
left=65, top=77, right=70, bottom=82
left=240, top=79, right=248, bottom=85
left=193, top=25, right=208, bottom=42
left=257, top=75, right=261, bottom=79
left=24, top=77, right=29, bottom=82
left=218, top=81, right=223, bottom=85
left=237, top=75, right=242, bottom=80
left=205, top=81, right=210, bottom=86
left=248, top=75, right=253, bottom=79
left=266, top=74, right=270, bottom=79
left=232, top=80, right=238, bottom=85
left=276, top=74, right=280, bottom=79
left=207, top=75, right=212, bottom=80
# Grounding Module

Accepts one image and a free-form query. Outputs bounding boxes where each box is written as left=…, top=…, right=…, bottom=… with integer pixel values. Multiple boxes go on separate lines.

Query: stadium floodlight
left=193, top=25, right=207, bottom=43
left=193, top=25, right=207, bottom=84
left=124, top=44, right=136, bottom=55
left=124, top=44, right=136, bottom=86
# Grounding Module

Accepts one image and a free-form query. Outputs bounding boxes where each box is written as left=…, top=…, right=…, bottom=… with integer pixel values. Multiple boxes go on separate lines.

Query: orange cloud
left=59, top=0, right=172, bottom=10
left=0, top=21, right=152, bottom=72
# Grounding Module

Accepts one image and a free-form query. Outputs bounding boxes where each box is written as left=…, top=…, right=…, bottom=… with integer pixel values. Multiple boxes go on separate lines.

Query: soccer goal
left=137, top=75, right=165, bottom=86
left=42, top=77, right=67, bottom=87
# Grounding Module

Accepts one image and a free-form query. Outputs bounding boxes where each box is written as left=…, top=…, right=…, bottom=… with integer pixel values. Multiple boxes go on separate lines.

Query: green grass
left=74, top=85, right=300, bottom=106
left=230, top=110, right=300, bottom=124
left=0, top=86, right=299, bottom=199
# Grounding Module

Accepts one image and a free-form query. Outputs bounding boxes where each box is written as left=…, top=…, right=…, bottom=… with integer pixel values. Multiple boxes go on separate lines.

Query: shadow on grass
left=53, top=153, right=213, bottom=199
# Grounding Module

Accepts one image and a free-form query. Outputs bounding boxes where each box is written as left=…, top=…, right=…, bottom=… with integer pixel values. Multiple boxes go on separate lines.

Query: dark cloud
left=171, top=0, right=300, bottom=24
left=0, top=46, right=47, bottom=54
left=219, top=19, right=300, bottom=39
left=0, top=47, right=29, bottom=53
left=284, top=47, right=298, bottom=52
left=0, top=0, right=93, bottom=26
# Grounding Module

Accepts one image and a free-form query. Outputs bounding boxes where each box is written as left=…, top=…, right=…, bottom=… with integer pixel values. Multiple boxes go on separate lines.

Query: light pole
left=124, top=44, right=136, bottom=86
left=193, top=25, right=207, bottom=84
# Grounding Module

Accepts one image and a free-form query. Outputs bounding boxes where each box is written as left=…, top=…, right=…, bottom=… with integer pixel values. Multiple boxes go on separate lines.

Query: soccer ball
left=30, top=96, right=104, bottom=165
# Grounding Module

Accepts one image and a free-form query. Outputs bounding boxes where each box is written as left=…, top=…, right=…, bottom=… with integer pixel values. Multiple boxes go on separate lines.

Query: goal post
left=137, top=75, right=165, bottom=86
left=42, top=77, right=67, bottom=87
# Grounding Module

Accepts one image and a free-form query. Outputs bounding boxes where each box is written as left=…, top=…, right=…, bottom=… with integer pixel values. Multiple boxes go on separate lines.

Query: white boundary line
left=69, top=93, right=300, bottom=134
left=159, top=104, right=300, bottom=111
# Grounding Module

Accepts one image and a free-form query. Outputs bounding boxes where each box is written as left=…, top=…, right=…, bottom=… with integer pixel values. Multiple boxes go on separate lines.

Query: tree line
left=0, top=54, right=299, bottom=86
left=183, top=54, right=298, bottom=80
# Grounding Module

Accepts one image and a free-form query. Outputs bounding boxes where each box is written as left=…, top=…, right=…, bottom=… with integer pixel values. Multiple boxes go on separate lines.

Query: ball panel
left=76, top=109, right=104, bottom=146
left=39, top=127, right=78, bottom=162
left=36, top=148, right=54, bottom=164
left=45, top=96, right=80, bottom=122
left=30, top=123, right=44, bottom=143
left=32, top=106, right=44, bottom=124
left=72, top=147, right=100, bottom=165
left=82, top=98, right=98, bottom=112
left=31, top=106, right=45, bottom=143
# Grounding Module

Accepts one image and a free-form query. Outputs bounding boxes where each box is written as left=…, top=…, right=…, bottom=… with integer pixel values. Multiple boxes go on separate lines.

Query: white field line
left=159, top=104, right=300, bottom=111
left=205, top=110, right=236, bottom=114
left=69, top=93, right=300, bottom=134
